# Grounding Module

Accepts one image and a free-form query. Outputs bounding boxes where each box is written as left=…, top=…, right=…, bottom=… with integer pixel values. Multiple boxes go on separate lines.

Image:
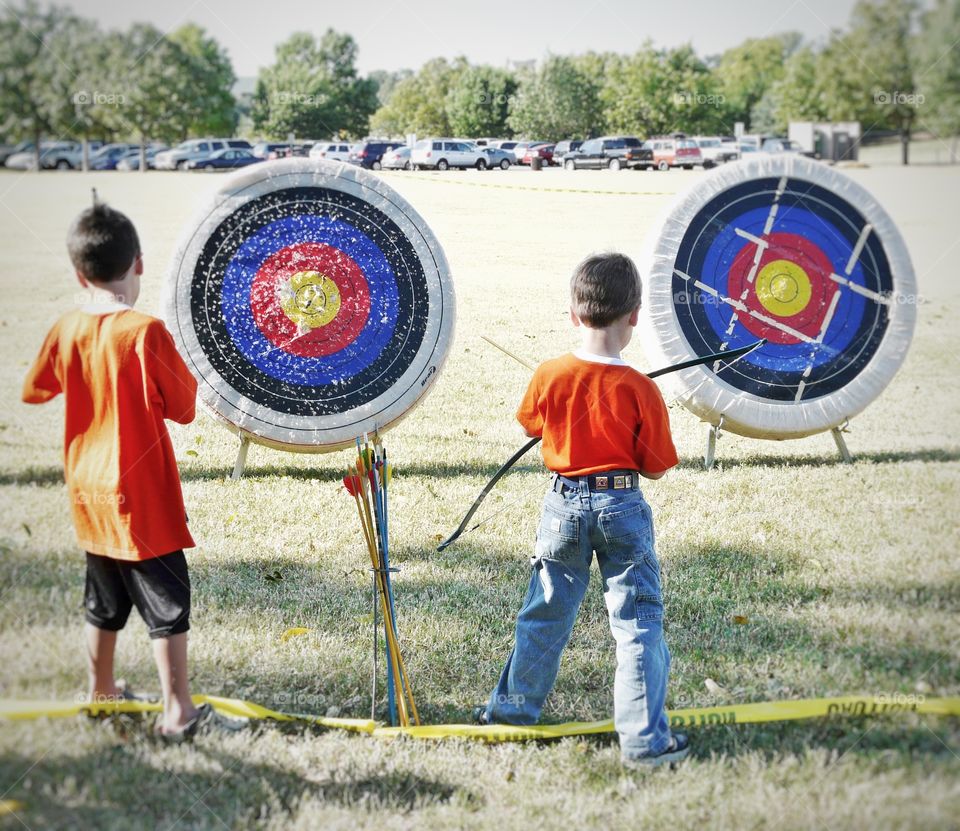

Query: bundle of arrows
left=343, top=434, right=419, bottom=727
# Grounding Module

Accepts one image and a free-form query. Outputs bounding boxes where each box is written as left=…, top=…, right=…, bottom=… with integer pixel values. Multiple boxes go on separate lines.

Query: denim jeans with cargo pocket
left=483, top=476, right=673, bottom=758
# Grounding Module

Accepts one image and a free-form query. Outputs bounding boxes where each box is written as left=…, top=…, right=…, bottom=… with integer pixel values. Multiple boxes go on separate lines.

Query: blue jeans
left=484, top=476, right=673, bottom=758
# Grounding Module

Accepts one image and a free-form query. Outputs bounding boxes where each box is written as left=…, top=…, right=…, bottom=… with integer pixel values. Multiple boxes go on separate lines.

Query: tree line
left=1, top=0, right=957, bottom=166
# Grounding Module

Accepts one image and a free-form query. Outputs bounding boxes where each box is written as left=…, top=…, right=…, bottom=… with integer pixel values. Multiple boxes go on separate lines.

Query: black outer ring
left=189, top=187, right=429, bottom=417
left=671, top=177, right=893, bottom=402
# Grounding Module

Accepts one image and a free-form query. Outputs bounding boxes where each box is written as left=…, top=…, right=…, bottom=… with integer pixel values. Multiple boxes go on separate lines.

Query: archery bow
left=436, top=338, right=766, bottom=552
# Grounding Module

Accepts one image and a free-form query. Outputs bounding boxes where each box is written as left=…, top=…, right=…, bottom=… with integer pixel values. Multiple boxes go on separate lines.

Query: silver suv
left=154, top=139, right=251, bottom=170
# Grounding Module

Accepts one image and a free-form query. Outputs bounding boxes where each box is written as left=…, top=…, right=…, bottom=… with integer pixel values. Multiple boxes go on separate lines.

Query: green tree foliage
left=0, top=1, right=87, bottom=167
left=603, top=44, right=726, bottom=137
left=168, top=24, right=237, bottom=137
left=368, top=68, right=414, bottom=107
left=369, top=58, right=466, bottom=136
left=446, top=65, right=517, bottom=137
left=753, top=47, right=827, bottom=134
left=916, top=0, right=960, bottom=158
left=507, top=55, right=602, bottom=140
left=820, top=0, right=921, bottom=162
left=715, top=33, right=802, bottom=127
left=253, top=30, right=378, bottom=139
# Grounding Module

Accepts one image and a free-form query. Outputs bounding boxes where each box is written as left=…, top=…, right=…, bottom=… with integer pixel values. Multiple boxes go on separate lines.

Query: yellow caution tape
left=1, top=694, right=955, bottom=741
left=390, top=172, right=673, bottom=198
left=280, top=627, right=312, bottom=643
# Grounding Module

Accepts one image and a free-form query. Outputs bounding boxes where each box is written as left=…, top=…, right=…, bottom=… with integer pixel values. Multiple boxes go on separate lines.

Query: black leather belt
left=552, top=470, right=640, bottom=492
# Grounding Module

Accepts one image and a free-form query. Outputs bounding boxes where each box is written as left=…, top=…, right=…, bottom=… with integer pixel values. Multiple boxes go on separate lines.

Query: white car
left=381, top=146, right=412, bottom=170
left=6, top=141, right=82, bottom=170
left=309, top=141, right=354, bottom=162
left=411, top=138, right=486, bottom=170
left=154, top=139, right=233, bottom=170
left=693, top=136, right=740, bottom=167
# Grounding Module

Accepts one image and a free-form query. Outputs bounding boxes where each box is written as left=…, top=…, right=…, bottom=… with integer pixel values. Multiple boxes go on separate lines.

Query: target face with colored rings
left=641, top=155, right=916, bottom=440
left=164, top=159, right=455, bottom=451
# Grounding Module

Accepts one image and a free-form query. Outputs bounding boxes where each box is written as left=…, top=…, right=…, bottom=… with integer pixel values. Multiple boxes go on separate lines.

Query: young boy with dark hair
left=477, top=252, right=689, bottom=767
left=23, top=201, right=240, bottom=740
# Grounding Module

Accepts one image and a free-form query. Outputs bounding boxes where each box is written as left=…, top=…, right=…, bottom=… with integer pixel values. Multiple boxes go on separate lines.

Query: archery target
left=640, top=155, right=915, bottom=440
left=164, top=158, right=455, bottom=452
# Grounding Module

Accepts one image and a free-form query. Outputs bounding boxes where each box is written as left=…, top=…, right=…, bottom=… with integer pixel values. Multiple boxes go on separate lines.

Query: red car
left=522, top=143, right=556, bottom=166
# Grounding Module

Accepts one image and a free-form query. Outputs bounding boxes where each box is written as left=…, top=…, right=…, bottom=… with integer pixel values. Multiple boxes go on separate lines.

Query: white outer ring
left=163, top=158, right=455, bottom=452
left=639, top=155, right=916, bottom=440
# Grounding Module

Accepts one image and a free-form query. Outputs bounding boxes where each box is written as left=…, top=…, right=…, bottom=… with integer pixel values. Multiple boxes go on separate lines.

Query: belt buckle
left=613, top=475, right=626, bottom=489
left=595, top=475, right=608, bottom=490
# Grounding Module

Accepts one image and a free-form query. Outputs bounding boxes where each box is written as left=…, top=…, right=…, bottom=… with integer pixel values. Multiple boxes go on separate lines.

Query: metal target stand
left=703, top=417, right=854, bottom=470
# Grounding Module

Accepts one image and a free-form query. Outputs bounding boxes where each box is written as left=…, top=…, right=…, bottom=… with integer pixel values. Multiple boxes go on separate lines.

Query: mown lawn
left=0, top=165, right=957, bottom=830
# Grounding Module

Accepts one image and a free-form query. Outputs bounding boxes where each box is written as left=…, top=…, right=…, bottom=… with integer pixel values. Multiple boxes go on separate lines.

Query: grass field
left=0, top=164, right=957, bottom=830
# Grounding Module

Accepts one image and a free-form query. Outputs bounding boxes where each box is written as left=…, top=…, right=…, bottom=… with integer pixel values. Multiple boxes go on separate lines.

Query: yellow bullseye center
left=280, top=270, right=340, bottom=329
left=755, top=259, right=812, bottom=317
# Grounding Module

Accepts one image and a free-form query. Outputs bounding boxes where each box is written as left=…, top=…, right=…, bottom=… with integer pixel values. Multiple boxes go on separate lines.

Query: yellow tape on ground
left=391, top=172, right=673, bottom=198
left=1, top=694, right=956, bottom=741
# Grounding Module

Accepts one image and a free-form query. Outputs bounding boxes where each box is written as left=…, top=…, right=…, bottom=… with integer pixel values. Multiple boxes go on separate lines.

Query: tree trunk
left=900, top=126, right=910, bottom=166
left=82, top=138, right=90, bottom=172
left=33, top=130, right=41, bottom=173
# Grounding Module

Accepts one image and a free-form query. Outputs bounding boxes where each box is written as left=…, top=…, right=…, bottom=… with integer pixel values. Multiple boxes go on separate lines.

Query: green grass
left=0, top=166, right=958, bottom=830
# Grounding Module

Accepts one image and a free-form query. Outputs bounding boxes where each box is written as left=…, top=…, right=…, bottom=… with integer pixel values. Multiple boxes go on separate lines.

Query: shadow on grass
left=673, top=445, right=960, bottom=471
left=0, top=743, right=474, bottom=829
left=0, top=458, right=546, bottom=487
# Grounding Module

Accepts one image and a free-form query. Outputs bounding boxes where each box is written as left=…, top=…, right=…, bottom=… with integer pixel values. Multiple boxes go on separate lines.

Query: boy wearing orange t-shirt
left=477, top=252, right=689, bottom=767
left=23, top=203, right=239, bottom=740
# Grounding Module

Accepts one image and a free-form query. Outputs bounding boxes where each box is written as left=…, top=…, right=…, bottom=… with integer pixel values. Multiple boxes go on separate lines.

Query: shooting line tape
left=390, top=172, right=673, bottom=198
left=1, top=694, right=956, bottom=742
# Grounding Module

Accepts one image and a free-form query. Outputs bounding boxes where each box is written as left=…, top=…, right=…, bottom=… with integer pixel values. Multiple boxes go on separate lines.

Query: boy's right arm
left=144, top=322, right=198, bottom=424
left=22, top=326, right=61, bottom=404
left=515, top=371, right=544, bottom=438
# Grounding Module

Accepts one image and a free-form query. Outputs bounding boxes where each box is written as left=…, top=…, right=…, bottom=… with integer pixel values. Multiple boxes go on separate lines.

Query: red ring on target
left=249, top=242, right=371, bottom=358
left=726, top=231, right=838, bottom=345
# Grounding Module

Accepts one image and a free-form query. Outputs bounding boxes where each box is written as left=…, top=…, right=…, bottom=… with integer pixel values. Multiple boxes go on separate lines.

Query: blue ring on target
left=672, top=177, right=893, bottom=402
left=221, top=215, right=398, bottom=386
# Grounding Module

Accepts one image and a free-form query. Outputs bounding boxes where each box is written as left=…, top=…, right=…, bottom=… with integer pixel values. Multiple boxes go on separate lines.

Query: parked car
left=310, top=141, right=354, bottom=162
left=493, top=140, right=519, bottom=160
left=411, top=139, right=486, bottom=170
left=644, top=137, right=703, bottom=170
left=480, top=146, right=513, bottom=170
left=522, top=143, right=556, bottom=165
left=512, top=141, right=549, bottom=165
left=553, top=140, right=582, bottom=159
left=693, top=136, right=739, bottom=167
left=89, top=143, right=139, bottom=170
left=348, top=140, right=405, bottom=170
left=0, top=141, right=35, bottom=166
left=760, top=137, right=805, bottom=155
left=187, top=148, right=261, bottom=170
left=156, top=139, right=242, bottom=170
left=6, top=141, right=82, bottom=170
left=381, top=146, right=412, bottom=170
left=115, top=145, right=167, bottom=170
left=625, top=143, right=655, bottom=170
left=561, top=136, right=640, bottom=170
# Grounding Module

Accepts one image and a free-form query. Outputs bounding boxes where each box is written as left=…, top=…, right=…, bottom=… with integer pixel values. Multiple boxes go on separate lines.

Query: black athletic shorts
left=84, top=550, right=190, bottom=639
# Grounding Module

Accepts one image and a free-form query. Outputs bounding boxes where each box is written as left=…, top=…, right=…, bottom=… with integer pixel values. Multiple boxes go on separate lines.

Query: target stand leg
left=704, top=422, right=719, bottom=470
left=231, top=436, right=251, bottom=480
left=831, top=426, right=854, bottom=464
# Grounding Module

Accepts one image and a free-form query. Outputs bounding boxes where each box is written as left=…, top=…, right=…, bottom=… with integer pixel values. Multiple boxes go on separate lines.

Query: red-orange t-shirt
left=22, top=307, right=197, bottom=560
left=517, top=352, right=679, bottom=477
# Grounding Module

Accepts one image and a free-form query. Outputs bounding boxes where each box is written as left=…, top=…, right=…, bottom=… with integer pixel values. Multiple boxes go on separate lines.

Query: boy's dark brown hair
left=66, top=203, right=140, bottom=283
left=570, top=252, right=642, bottom=327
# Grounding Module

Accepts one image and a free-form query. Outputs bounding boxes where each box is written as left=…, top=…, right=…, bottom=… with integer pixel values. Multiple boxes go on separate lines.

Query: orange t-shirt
left=517, top=352, right=679, bottom=477
left=22, top=307, right=197, bottom=560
